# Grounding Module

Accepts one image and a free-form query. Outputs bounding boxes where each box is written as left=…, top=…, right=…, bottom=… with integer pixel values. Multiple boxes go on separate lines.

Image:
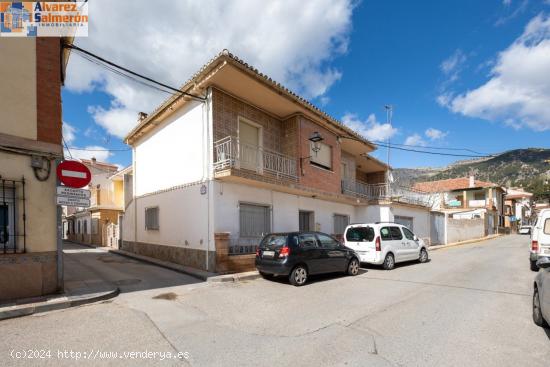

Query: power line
left=67, top=147, right=131, bottom=152
left=373, top=141, right=493, bottom=158
left=372, top=140, right=488, bottom=155
left=62, top=136, right=73, bottom=159
left=63, top=44, right=206, bottom=102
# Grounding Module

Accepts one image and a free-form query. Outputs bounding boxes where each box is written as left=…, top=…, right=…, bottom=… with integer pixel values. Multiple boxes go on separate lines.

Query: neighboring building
left=504, top=188, right=533, bottom=229
left=414, top=175, right=505, bottom=243
left=65, top=158, right=125, bottom=248
left=121, top=50, right=431, bottom=273
left=0, top=37, right=71, bottom=301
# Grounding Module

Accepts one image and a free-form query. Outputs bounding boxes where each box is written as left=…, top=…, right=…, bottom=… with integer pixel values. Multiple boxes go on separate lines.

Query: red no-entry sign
left=56, top=160, right=91, bottom=188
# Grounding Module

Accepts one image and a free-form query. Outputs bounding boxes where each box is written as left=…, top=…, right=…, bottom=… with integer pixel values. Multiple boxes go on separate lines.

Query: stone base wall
left=0, top=251, right=58, bottom=302
left=121, top=241, right=215, bottom=271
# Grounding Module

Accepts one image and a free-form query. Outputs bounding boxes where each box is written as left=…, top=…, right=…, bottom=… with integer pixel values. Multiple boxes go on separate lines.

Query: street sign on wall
left=56, top=186, right=91, bottom=207
left=56, top=160, right=91, bottom=188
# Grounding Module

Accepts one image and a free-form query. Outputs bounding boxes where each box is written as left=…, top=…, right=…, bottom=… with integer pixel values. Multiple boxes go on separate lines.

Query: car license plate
left=263, top=250, right=275, bottom=258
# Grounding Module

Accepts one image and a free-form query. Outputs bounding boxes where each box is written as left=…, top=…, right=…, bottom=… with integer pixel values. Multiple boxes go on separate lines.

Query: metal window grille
left=0, top=176, right=26, bottom=254
left=145, top=207, right=159, bottom=230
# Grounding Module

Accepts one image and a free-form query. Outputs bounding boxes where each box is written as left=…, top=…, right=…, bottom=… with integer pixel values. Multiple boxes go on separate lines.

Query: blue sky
left=62, top=0, right=550, bottom=169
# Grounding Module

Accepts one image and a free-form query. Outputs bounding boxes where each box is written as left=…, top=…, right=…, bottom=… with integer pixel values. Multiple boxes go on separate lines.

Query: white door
left=238, top=120, right=260, bottom=172
left=402, top=227, right=420, bottom=260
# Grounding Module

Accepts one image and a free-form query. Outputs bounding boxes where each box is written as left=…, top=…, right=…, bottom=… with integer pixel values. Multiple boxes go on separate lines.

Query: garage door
left=394, top=216, right=413, bottom=231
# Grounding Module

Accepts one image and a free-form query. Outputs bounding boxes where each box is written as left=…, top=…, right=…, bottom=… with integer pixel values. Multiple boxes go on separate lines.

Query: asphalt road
left=2, top=235, right=549, bottom=366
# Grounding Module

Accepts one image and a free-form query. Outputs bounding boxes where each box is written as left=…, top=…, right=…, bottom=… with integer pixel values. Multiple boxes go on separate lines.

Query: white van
left=343, top=222, right=429, bottom=270
left=530, top=209, right=550, bottom=271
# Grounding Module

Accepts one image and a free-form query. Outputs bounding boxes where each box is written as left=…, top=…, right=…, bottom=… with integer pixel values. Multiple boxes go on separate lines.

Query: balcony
left=214, top=136, right=298, bottom=180
left=342, top=179, right=432, bottom=207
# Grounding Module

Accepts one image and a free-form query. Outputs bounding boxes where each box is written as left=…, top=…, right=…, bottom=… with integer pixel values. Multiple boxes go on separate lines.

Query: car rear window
left=346, top=227, right=375, bottom=242
left=260, top=235, right=287, bottom=249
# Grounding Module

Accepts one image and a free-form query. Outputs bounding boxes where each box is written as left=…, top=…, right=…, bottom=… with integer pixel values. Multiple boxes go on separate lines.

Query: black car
left=255, top=231, right=360, bottom=286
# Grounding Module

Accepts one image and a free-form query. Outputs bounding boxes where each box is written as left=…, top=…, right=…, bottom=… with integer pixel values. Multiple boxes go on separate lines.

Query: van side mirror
left=536, top=257, right=550, bottom=269
left=413, top=235, right=418, bottom=241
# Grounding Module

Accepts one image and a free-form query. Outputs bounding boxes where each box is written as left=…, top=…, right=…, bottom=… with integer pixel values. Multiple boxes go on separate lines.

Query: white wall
left=392, top=205, right=430, bottom=241
left=213, top=182, right=356, bottom=237
left=134, top=100, right=207, bottom=196
left=122, top=182, right=212, bottom=251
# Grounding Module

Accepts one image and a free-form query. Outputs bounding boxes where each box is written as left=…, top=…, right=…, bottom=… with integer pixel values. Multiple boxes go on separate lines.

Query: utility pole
left=384, top=105, right=393, bottom=194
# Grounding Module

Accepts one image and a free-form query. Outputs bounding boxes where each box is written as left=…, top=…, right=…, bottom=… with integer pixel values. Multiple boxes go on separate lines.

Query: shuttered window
left=239, top=203, right=271, bottom=238
left=145, top=207, right=159, bottom=230
left=91, top=218, right=99, bottom=235
left=333, top=214, right=349, bottom=235
left=310, top=142, right=332, bottom=169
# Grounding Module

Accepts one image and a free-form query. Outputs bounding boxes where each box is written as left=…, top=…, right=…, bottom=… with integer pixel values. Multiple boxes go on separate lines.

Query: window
left=299, top=234, right=318, bottom=248
left=333, top=214, right=349, bottom=235
left=239, top=203, right=270, bottom=237
left=310, top=142, right=332, bottom=170
left=380, top=227, right=392, bottom=241
left=145, top=207, right=160, bottom=230
left=402, top=227, right=415, bottom=240
left=0, top=205, right=8, bottom=244
left=544, top=219, right=550, bottom=235
left=91, top=218, right=99, bottom=235
left=474, top=192, right=485, bottom=200
left=77, top=220, right=81, bottom=234
left=346, top=227, right=375, bottom=242
left=260, top=234, right=287, bottom=249
left=299, top=211, right=314, bottom=231
left=83, top=220, right=88, bottom=235
left=389, top=226, right=403, bottom=240
left=317, top=233, right=339, bottom=249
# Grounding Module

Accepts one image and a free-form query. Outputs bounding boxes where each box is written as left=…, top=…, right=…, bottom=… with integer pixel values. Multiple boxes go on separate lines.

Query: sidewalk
left=429, top=233, right=502, bottom=251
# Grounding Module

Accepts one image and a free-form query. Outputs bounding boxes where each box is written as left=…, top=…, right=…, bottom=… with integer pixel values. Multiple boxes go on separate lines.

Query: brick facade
left=36, top=38, right=62, bottom=145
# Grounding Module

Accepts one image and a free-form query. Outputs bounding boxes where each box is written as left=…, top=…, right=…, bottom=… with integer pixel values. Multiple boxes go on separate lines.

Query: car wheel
left=382, top=253, right=395, bottom=270
left=419, top=248, right=429, bottom=263
left=533, top=288, right=549, bottom=328
left=347, top=258, right=360, bottom=276
left=289, top=265, right=308, bottom=286
left=530, top=260, right=539, bottom=272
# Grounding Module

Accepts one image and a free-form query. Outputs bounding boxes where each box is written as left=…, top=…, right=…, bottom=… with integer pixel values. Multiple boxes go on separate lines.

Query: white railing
left=214, top=136, right=297, bottom=180
left=342, top=179, right=432, bottom=207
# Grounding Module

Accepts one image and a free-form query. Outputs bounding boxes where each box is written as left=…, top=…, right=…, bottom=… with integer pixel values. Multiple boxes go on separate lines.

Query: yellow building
left=65, top=159, right=127, bottom=248
left=0, top=37, right=71, bottom=301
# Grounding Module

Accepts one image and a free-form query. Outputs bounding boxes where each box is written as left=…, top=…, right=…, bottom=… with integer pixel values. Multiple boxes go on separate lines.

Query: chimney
left=91, top=157, right=97, bottom=164
left=469, top=174, right=475, bottom=188
left=138, top=112, right=148, bottom=121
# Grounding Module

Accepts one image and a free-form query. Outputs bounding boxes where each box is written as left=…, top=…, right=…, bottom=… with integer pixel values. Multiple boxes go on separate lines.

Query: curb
left=429, top=234, right=502, bottom=251
left=0, top=288, right=119, bottom=321
left=207, top=271, right=261, bottom=283
left=108, top=249, right=216, bottom=281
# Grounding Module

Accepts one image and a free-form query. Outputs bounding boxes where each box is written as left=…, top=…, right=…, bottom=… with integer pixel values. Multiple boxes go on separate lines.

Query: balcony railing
left=342, top=179, right=432, bottom=207
left=214, top=136, right=298, bottom=180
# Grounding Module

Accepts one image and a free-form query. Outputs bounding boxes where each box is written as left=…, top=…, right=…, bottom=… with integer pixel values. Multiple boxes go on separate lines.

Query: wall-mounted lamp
left=309, top=131, right=324, bottom=154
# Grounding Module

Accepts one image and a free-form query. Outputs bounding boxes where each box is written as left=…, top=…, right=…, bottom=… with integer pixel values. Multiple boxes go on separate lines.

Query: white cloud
left=495, top=0, right=528, bottom=26
left=404, top=133, right=427, bottom=147
left=445, top=13, right=550, bottom=131
left=425, top=128, right=448, bottom=140
left=66, top=0, right=355, bottom=139
left=440, top=49, right=467, bottom=83
left=64, top=146, right=112, bottom=162
left=503, top=0, right=512, bottom=5
left=62, top=122, right=77, bottom=144
left=341, top=113, right=398, bottom=142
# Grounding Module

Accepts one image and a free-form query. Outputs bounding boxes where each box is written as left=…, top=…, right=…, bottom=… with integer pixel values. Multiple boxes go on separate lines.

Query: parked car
left=343, top=222, right=429, bottom=270
left=255, top=232, right=360, bottom=286
left=533, top=257, right=550, bottom=328
left=519, top=225, right=532, bottom=235
left=530, top=209, right=550, bottom=271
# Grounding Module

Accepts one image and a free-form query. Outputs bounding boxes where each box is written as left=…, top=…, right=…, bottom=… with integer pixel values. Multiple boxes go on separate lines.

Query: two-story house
left=414, top=175, right=505, bottom=235
left=504, top=188, right=533, bottom=228
left=65, top=158, right=124, bottom=247
left=121, top=50, right=431, bottom=273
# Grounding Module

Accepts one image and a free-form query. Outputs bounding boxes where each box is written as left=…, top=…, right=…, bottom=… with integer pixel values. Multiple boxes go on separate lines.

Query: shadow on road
left=63, top=242, right=201, bottom=295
